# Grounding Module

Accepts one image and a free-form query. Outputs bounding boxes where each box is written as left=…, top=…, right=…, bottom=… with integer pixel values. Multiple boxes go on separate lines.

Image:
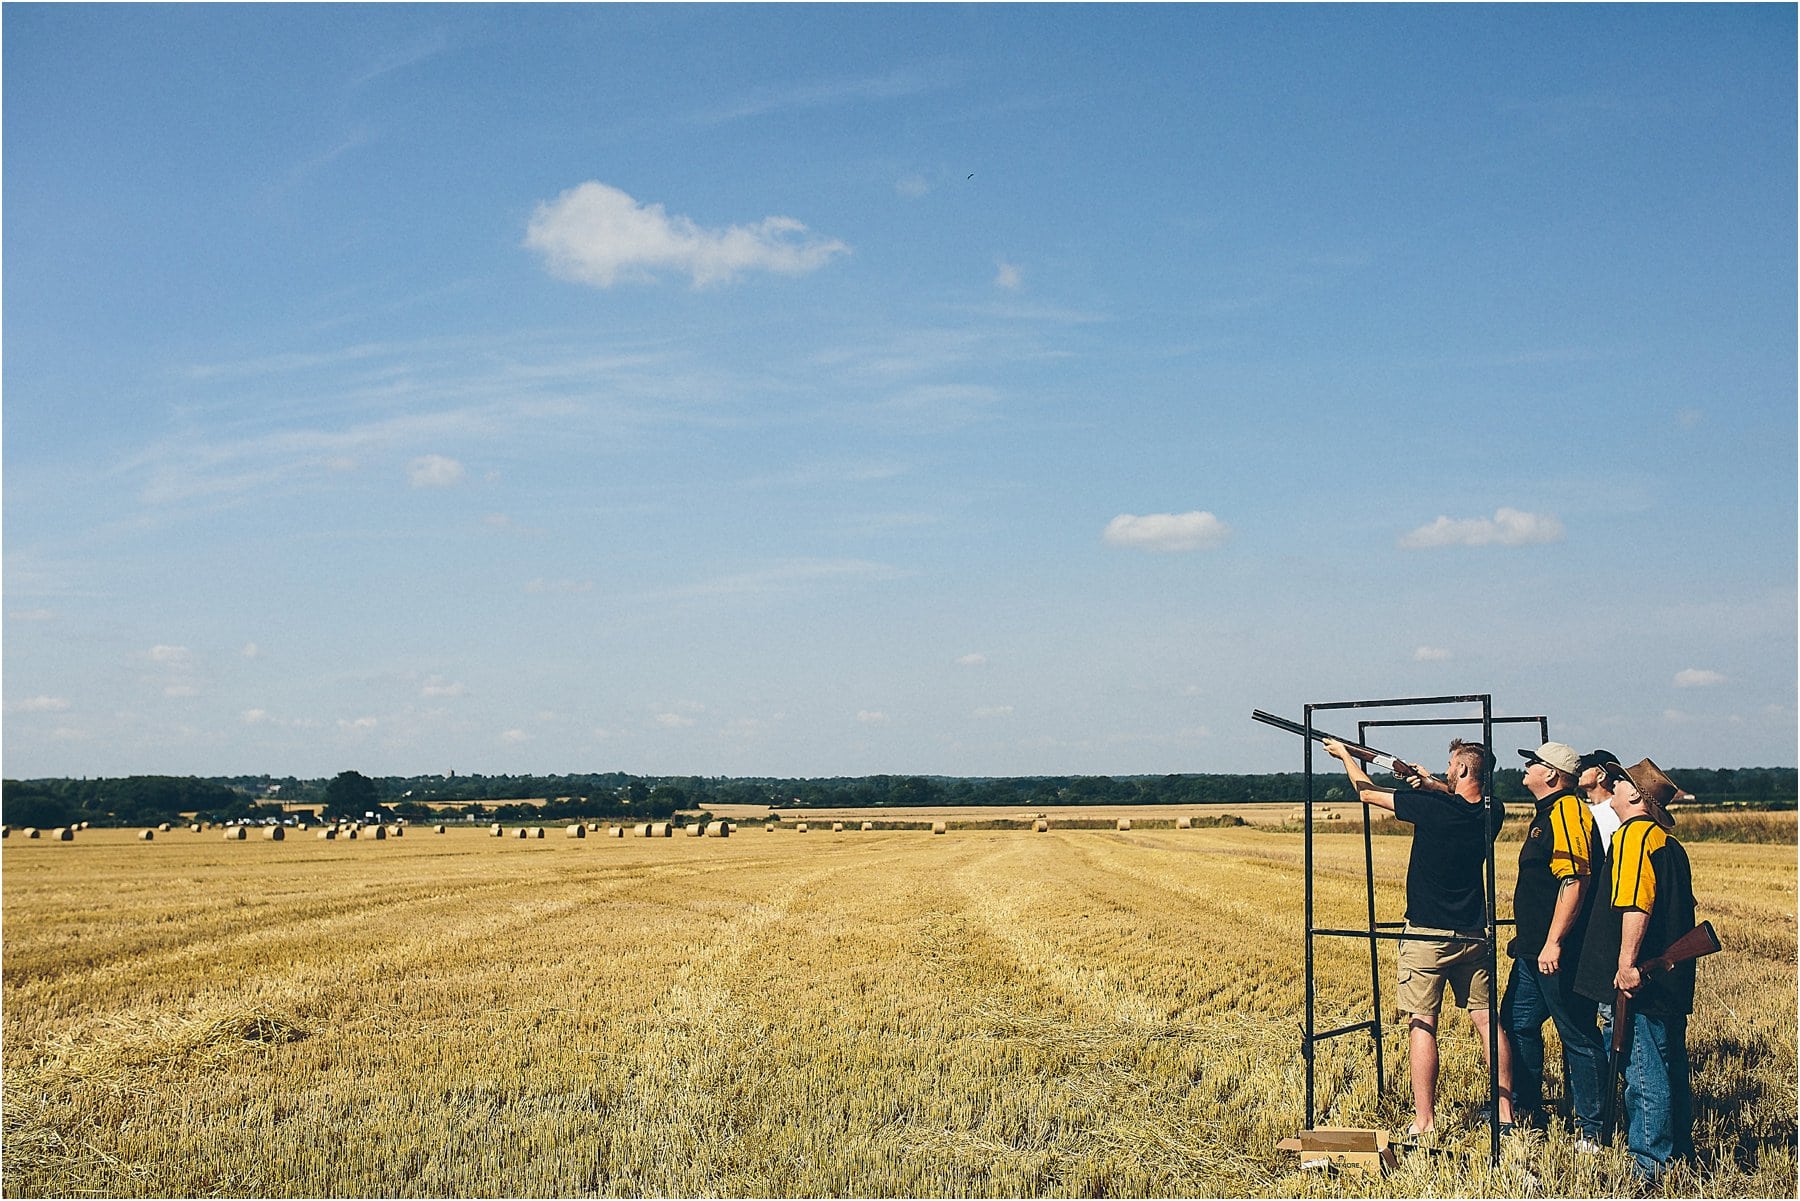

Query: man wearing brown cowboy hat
left=1574, top=758, right=1696, bottom=1185
left=1500, top=741, right=1608, bottom=1145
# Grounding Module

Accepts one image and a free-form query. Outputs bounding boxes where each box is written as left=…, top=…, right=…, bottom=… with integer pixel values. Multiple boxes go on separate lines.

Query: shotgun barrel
left=1250, top=709, right=1416, bottom=776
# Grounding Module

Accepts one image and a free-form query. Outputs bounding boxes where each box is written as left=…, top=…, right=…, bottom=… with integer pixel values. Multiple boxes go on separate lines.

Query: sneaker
left=1574, top=1137, right=1601, bottom=1155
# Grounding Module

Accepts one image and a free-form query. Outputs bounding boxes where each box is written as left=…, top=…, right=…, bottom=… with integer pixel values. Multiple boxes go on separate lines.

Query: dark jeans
left=1501, top=957, right=1608, bottom=1138
left=1621, top=1010, right=1692, bottom=1182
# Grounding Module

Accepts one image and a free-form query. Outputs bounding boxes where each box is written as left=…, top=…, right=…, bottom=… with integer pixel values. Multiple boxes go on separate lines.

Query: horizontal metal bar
left=1359, top=715, right=1546, bottom=730
left=1312, top=927, right=1496, bottom=945
left=1309, top=694, right=1491, bottom=712
left=1306, top=1018, right=1379, bottom=1043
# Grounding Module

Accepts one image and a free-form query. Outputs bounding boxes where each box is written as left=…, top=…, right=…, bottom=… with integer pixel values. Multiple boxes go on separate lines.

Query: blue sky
left=4, top=4, right=1794, bottom=781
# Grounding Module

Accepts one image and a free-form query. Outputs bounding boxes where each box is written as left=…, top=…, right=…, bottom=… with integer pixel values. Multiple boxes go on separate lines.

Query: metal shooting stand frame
left=1295, top=693, right=1548, bottom=1167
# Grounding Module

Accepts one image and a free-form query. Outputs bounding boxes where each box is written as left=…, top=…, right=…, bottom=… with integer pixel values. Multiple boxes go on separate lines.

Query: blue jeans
left=1621, top=1010, right=1692, bottom=1182
left=1501, top=958, right=1608, bottom=1138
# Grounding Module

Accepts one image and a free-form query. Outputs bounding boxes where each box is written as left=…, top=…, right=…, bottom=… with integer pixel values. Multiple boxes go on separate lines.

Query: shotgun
left=1600, top=920, right=1722, bottom=1143
left=1250, top=709, right=1421, bottom=779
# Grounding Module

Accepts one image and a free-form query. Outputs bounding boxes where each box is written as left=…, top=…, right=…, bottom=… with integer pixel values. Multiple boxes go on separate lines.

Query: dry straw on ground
left=3, top=819, right=1792, bottom=1198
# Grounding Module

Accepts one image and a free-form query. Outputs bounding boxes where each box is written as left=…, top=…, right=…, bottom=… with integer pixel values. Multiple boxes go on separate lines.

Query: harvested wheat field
left=3, top=821, right=1794, bottom=1198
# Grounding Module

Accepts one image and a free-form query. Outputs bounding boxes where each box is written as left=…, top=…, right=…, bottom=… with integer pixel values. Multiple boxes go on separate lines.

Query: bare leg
left=1409, top=1014, right=1438, bottom=1132
left=1469, top=1006, right=1515, bottom=1123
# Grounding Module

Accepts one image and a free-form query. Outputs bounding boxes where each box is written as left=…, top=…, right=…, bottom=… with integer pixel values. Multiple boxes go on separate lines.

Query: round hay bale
left=531, top=827, right=546, bottom=839
left=24, top=827, right=40, bottom=839
left=832, top=822, right=845, bottom=833
left=223, top=827, right=246, bottom=841
left=650, top=822, right=671, bottom=838
left=1034, top=819, right=1049, bottom=832
left=139, top=829, right=156, bottom=841
left=1115, top=817, right=1132, bottom=832
left=390, top=825, right=405, bottom=838
left=318, top=828, right=337, bottom=840
left=861, top=821, right=874, bottom=832
left=514, top=827, right=528, bottom=839
left=705, top=821, right=730, bottom=838
left=434, top=824, right=447, bottom=834
left=264, top=827, right=284, bottom=841
left=609, top=826, right=624, bottom=838
left=932, top=821, right=947, bottom=835
left=687, top=823, right=705, bottom=838
left=566, top=824, right=587, bottom=839
left=157, top=822, right=172, bottom=832
left=490, top=823, right=504, bottom=837
left=190, top=823, right=202, bottom=833
left=1, top=826, right=9, bottom=838
left=1176, top=815, right=1193, bottom=830
left=53, top=826, right=75, bottom=841
left=796, top=822, right=809, bottom=834
left=634, top=823, right=651, bottom=838
left=372, top=826, right=388, bottom=840
left=78, top=821, right=90, bottom=830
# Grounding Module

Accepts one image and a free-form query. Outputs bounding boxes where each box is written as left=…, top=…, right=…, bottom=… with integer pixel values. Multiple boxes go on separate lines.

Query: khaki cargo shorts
left=1396, top=923, right=1493, bottom=1016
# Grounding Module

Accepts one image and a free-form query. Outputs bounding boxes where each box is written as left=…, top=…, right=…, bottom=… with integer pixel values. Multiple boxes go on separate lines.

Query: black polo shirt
left=1510, top=788, right=1603, bottom=960
left=1393, top=787, right=1506, bottom=931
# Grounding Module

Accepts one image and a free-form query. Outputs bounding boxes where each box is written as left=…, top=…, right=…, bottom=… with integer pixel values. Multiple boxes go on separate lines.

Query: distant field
left=4, top=823, right=1793, bottom=1198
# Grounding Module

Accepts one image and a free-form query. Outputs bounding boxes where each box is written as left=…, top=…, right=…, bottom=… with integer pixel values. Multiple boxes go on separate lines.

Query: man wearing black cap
left=1578, top=749, right=1624, bottom=854
left=1501, top=741, right=1608, bottom=1146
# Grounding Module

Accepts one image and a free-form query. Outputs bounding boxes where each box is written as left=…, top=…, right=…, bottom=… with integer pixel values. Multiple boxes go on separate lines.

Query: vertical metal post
left=1358, top=719, right=1385, bottom=1094
left=1483, top=698, right=1501, bottom=1167
left=1303, top=705, right=1317, bottom=1128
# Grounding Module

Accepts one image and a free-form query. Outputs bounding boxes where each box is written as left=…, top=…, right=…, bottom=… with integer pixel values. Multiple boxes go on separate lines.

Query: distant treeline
left=3, top=766, right=1795, bottom=830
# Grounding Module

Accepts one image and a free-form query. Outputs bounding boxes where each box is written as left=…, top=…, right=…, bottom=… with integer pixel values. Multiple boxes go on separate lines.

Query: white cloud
left=339, top=716, right=378, bottom=731
left=241, top=642, right=261, bottom=659
left=973, top=705, right=1014, bottom=719
left=421, top=676, right=469, bottom=698
left=408, top=454, right=465, bottom=488
left=654, top=712, right=696, bottom=729
left=9, top=609, right=56, bottom=622
left=1103, top=511, right=1231, bottom=552
left=163, top=684, right=199, bottom=698
left=500, top=729, right=532, bottom=744
left=524, top=181, right=849, bottom=289
left=148, top=644, right=192, bottom=665
left=955, top=653, right=987, bottom=667
left=994, top=261, right=1023, bottom=291
left=1399, top=507, right=1564, bottom=549
left=242, top=708, right=270, bottom=725
left=1414, top=646, right=1453, bottom=662
left=856, top=710, right=888, bottom=724
left=1674, top=668, right=1726, bottom=688
left=10, top=696, right=71, bottom=714
left=895, top=174, right=930, bottom=198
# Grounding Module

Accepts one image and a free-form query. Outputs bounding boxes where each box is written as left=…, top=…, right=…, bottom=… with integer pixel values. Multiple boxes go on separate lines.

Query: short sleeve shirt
left=1510, top=791, right=1603, bottom=959
left=1393, top=787, right=1505, bottom=932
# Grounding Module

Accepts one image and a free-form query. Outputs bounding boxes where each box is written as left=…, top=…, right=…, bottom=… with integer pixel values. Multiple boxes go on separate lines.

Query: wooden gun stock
left=1602, top=920, right=1722, bottom=1138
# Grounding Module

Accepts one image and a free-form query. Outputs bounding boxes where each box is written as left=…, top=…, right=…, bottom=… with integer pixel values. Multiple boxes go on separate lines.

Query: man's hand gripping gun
left=1599, top=920, right=1722, bottom=1143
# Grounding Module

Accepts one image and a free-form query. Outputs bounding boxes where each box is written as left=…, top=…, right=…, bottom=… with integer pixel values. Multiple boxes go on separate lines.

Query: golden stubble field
left=3, top=820, right=1794, bottom=1198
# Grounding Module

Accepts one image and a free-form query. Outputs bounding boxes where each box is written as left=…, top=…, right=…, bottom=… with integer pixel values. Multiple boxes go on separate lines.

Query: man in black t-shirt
left=1324, top=738, right=1512, bottom=1137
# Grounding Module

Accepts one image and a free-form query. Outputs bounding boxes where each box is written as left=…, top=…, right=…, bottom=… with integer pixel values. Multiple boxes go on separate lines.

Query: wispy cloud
left=8, top=696, right=71, bottom=714
left=1103, top=511, right=1231, bottom=552
left=1414, top=646, right=1453, bottom=662
left=694, top=63, right=957, bottom=124
left=525, top=182, right=849, bottom=289
left=994, top=261, right=1023, bottom=291
left=1399, top=507, right=1564, bottom=549
left=408, top=454, right=465, bottom=488
left=1674, top=668, right=1726, bottom=688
